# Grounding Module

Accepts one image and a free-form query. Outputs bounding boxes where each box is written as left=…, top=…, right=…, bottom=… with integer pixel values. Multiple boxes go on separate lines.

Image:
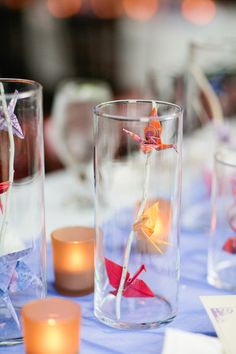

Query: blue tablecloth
left=0, top=225, right=234, bottom=354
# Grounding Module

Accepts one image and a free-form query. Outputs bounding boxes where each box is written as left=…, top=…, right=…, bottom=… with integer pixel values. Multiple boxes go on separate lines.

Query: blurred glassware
left=208, top=146, right=236, bottom=290
left=186, top=38, right=236, bottom=133
left=0, top=79, right=46, bottom=345
left=142, top=70, right=184, bottom=107
left=52, top=79, right=113, bottom=206
left=93, top=99, right=183, bottom=329
left=181, top=38, right=236, bottom=231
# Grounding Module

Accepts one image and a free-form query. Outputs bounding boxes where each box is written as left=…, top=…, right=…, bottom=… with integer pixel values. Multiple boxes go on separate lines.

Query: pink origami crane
left=105, top=257, right=155, bottom=298
left=123, top=106, right=176, bottom=154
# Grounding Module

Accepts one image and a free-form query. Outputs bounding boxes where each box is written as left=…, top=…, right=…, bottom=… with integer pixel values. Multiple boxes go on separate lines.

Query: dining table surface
left=0, top=168, right=235, bottom=354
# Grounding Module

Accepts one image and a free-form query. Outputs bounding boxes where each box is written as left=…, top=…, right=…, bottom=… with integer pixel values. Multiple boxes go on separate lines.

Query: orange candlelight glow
left=51, top=226, right=95, bottom=294
left=181, top=0, right=216, bottom=26
left=22, top=297, right=80, bottom=354
left=47, top=0, right=81, bottom=18
left=123, top=0, right=159, bottom=21
left=134, top=199, right=172, bottom=253
left=91, top=0, right=123, bottom=19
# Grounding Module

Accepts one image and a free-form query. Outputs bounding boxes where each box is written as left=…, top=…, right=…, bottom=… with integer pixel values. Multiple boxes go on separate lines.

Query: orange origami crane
left=123, top=106, right=176, bottom=154
left=133, top=201, right=172, bottom=253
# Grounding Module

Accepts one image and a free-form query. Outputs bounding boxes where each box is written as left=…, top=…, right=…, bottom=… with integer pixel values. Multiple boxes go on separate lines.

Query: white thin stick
left=115, top=150, right=153, bottom=320
left=0, top=83, right=15, bottom=250
left=190, top=63, right=224, bottom=123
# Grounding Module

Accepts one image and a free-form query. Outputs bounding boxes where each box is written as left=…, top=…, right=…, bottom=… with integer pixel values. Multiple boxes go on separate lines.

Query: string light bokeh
left=47, top=0, right=82, bottom=19
left=123, top=0, right=159, bottom=21
left=181, top=0, right=216, bottom=25
left=2, top=0, right=217, bottom=25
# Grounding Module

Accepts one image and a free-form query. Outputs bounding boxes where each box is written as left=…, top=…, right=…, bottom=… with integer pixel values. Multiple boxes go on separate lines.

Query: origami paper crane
left=222, top=237, right=236, bottom=254
left=133, top=201, right=172, bottom=253
left=0, top=248, right=30, bottom=328
left=0, top=90, right=24, bottom=139
left=105, top=257, right=155, bottom=298
left=123, top=106, right=176, bottom=154
left=0, top=181, right=9, bottom=213
left=0, top=248, right=42, bottom=328
left=223, top=185, right=236, bottom=254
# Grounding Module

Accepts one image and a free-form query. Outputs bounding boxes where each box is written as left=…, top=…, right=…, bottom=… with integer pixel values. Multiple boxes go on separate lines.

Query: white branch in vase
left=114, top=101, right=177, bottom=320
left=115, top=151, right=153, bottom=320
left=115, top=101, right=160, bottom=320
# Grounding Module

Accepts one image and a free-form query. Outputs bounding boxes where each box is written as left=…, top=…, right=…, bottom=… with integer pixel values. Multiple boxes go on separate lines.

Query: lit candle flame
left=134, top=200, right=172, bottom=253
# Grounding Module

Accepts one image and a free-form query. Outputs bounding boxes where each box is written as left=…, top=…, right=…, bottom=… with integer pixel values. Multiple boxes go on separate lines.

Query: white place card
left=162, top=328, right=223, bottom=354
left=200, top=295, right=236, bottom=354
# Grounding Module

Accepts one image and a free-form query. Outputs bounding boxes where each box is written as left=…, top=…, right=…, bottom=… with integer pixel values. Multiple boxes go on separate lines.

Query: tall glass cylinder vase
left=94, top=100, right=183, bottom=329
left=0, top=79, right=46, bottom=344
left=208, top=146, right=236, bottom=290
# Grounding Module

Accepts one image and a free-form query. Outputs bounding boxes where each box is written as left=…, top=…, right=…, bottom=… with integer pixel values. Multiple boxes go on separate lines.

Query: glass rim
left=51, top=226, right=95, bottom=244
left=0, top=78, right=42, bottom=99
left=93, top=99, right=183, bottom=122
left=215, top=148, right=236, bottom=168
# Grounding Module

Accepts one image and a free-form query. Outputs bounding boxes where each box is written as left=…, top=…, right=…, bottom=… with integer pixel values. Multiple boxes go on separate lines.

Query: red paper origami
left=123, top=105, right=176, bottom=154
left=105, top=257, right=155, bottom=298
left=224, top=196, right=236, bottom=254
left=223, top=237, right=236, bottom=254
left=0, top=181, right=9, bottom=194
left=0, top=181, right=9, bottom=213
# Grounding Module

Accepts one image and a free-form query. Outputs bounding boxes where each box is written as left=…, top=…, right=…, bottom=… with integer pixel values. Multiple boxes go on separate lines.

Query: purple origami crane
left=0, top=90, right=24, bottom=139
left=0, top=248, right=43, bottom=329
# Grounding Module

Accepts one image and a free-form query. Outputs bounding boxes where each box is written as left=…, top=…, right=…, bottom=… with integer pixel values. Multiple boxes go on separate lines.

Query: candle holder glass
left=93, top=100, right=183, bottom=329
left=51, top=226, right=94, bottom=295
left=0, top=79, right=46, bottom=345
left=208, top=146, right=236, bottom=290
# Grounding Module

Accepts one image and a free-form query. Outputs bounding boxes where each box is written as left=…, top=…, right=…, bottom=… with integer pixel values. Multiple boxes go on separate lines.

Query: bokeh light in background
left=47, top=0, right=81, bottom=18
left=91, top=0, right=123, bottom=19
left=3, top=0, right=32, bottom=9
left=123, top=0, right=159, bottom=21
left=181, top=0, right=216, bottom=25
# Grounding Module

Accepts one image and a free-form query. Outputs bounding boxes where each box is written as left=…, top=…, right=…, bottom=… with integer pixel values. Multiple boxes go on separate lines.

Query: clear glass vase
left=208, top=146, right=236, bottom=290
left=0, top=79, right=46, bottom=345
left=93, top=100, right=183, bottom=329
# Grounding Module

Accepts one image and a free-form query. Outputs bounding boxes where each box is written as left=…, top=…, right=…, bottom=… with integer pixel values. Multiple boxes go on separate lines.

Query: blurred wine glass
left=52, top=79, right=113, bottom=207
left=182, top=38, right=236, bottom=230
left=186, top=38, right=236, bottom=133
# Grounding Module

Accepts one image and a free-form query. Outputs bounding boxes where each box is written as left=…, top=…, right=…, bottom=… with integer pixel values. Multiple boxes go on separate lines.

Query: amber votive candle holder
left=22, top=297, right=81, bottom=354
left=51, top=226, right=95, bottom=295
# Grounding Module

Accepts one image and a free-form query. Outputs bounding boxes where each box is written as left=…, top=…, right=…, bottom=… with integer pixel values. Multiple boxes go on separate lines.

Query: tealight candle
left=22, top=297, right=80, bottom=354
left=51, top=226, right=95, bottom=294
